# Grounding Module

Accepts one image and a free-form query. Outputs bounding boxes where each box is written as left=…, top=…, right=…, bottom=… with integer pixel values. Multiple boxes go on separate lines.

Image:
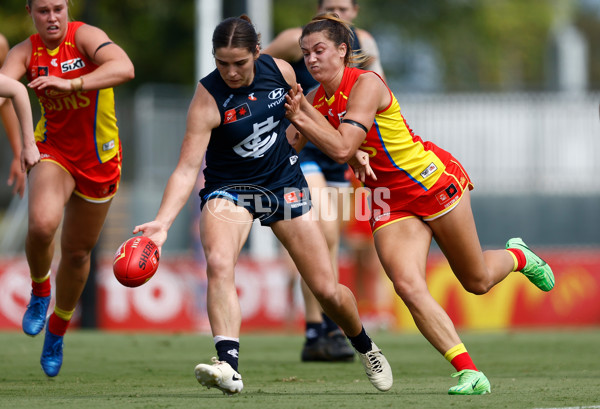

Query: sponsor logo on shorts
left=289, top=155, right=298, bottom=165
left=435, top=183, right=458, bottom=207
left=284, top=190, right=306, bottom=208
left=420, top=162, right=438, bottom=179
left=103, top=140, right=115, bottom=151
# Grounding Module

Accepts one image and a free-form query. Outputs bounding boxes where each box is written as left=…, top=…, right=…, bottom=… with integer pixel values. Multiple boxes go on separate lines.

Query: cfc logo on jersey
left=61, top=58, right=86, bottom=74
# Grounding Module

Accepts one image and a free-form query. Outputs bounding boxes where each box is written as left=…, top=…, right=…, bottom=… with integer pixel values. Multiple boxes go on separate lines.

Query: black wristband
left=341, top=118, right=368, bottom=133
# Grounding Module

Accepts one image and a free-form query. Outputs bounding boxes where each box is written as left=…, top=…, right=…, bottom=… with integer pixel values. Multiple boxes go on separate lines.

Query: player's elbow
left=333, top=147, right=356, bottom=164
left=124, top=63, right=135, bottom=82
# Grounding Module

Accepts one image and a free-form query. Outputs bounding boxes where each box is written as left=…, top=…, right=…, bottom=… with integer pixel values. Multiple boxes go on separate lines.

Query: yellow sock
left=31, top=270, right=51, bottom=283
left=54, top=306, right=75, bottom=321
left=444, top=343, right=478, bottom=371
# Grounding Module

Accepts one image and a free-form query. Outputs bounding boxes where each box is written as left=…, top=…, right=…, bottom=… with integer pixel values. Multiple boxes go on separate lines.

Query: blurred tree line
left=0, top=0, right=599, bottom=92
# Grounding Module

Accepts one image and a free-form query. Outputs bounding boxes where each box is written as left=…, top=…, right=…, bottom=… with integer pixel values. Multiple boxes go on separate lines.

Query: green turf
left=0, top=329, right=599, bottom=409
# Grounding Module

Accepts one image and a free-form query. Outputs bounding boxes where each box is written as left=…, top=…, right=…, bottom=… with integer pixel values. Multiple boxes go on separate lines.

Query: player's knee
left=461, top=278, right=492, bottom=295
left=311, top=283, right=339, bottom=307
left=391, top=277, right=426, bottom=305
left=204, top=251, right=236, bottom=280
left=27, top=216, right=59, bottom=244
left=61, top=247, right=92, bottom=270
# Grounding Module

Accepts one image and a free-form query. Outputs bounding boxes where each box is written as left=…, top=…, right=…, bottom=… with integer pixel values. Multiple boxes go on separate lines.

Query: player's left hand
left=348, top=150, right=377, bottom=183
left=28, top=75, right=73, bottom=92
left=21, top=143, right=41, bottom=172
left=284, top=84, right=304, bottom=122
left=132, top=220, right=167, bottom=257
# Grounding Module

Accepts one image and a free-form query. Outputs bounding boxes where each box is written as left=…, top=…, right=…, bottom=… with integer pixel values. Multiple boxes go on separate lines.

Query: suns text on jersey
left=38, top=92, right=91, bottom=112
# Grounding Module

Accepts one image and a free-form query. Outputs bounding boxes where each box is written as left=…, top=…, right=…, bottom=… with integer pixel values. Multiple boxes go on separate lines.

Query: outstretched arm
left=133, top=83, right=218, bottom=251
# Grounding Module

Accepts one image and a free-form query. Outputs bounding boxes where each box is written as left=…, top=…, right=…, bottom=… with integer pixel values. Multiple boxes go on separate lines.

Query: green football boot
left=506, top=238, right=555, bottom=292
left=448, top=369, right=491, bottom=395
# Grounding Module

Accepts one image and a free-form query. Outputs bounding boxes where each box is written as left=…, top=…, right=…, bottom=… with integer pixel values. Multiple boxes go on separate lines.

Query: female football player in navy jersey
left=134, top=15, right=392, bottom=396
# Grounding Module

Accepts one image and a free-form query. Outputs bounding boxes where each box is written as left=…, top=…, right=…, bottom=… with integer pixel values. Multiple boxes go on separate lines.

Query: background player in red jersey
left=263, top=0, right=385, bottom=363
left=0, top=0, right=134, bottom=377
left=285, top=13, right=555, bottom=395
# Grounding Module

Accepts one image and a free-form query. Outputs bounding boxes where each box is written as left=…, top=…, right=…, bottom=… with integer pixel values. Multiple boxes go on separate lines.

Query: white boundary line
left=533, top=406, right=600, bottom=409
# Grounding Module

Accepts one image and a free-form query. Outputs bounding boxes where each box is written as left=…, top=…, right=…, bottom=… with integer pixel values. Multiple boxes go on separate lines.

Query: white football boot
left=357, top=342, right=393, bottom=391
left=195, top=357, right=243, bottom=396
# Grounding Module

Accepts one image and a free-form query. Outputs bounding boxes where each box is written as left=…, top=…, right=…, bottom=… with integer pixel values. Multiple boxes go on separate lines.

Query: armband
left=94, top=41, right=114, bottom=57
left=341, top=118, right=368, bottom=133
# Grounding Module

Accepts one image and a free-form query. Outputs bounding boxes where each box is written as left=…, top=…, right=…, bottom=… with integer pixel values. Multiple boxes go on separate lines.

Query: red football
left=113, top=236, right=160, bottom=287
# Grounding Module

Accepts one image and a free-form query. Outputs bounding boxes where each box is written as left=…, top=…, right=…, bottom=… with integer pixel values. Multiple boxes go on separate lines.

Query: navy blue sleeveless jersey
left=199, top=54, right=301, bottom=191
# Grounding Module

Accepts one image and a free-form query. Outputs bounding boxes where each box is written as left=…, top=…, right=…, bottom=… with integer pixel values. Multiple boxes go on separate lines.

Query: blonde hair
left=27, top=0, right=70, bottom=7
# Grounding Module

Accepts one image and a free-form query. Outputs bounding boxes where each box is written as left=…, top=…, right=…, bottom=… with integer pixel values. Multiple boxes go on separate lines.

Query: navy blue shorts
left=299, top=143, right=349, bottom=187
left=200, top=176, right=312, bottom=226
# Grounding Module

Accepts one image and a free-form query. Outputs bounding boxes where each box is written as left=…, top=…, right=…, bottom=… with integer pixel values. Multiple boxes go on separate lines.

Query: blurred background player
left=263, top=0, right=385, bottom=363
left=0, top=33, right=28, bottom=198
left=0, top=0, right=134, bottom=377
left=285, top=13, right=555, bottom=395
left=134, top=15, right=392, bottom=395
left=0, top=72, right=40, bottom=173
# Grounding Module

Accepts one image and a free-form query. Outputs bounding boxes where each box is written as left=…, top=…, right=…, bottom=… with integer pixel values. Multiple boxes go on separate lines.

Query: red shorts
left=370, top=158, right=473, bottom=233
left=37, top=142, right=122, bottom=203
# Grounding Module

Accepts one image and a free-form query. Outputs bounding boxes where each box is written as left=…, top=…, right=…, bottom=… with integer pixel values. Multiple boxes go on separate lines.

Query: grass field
left=1, top=329, right=599, bottom=409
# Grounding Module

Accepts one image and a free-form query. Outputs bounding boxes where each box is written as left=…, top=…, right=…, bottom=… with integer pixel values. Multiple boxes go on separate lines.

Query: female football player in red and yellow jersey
left=0, top=0, right=134, bottom=377
left=285, top=13, right=555, bottom=395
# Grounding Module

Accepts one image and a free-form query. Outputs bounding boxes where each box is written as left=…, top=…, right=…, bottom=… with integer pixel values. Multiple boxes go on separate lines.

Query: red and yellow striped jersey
left=27, top=21, right=120, bottom=169
left=312, top=67, right=453, bottom=205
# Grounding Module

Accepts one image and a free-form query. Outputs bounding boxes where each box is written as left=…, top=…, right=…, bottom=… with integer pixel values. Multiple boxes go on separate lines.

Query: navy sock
left=321, top=313, right=340, bottom=335
left=305, top=322, right=323, bottom=345
left=347, top=327, right=372, bottom=354
left=215, top=340, right=240, bottom=371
